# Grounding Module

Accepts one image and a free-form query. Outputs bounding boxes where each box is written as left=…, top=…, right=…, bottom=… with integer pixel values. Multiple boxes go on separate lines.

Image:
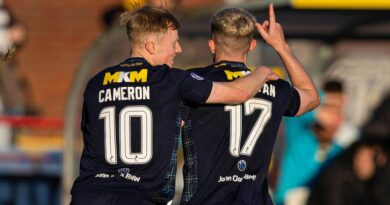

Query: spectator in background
left=0, top=3, right=55, bottom=205
left=307, top=93, right=390, bottom=205
left=313, top=80, right=359, bottom=160
left=361, top=92, right=390, bottom=142
left=0, top=1, right=28, bottom=115
left=359, top=93, right=390, bottom=205
left=101, top=5, right=125, bottom=30
left=0, top=1, right=30, bottom=150
left=0, top=0, right=12, bottom=54
left=274, top=79, right=359, bottom=205
left=307, top=138, right=390, bottom=205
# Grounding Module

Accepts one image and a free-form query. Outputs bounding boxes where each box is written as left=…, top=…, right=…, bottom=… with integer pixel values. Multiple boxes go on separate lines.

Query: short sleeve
left=171, top=69, right=213, bottom=104
left=284, top=85, right=301, bottom=116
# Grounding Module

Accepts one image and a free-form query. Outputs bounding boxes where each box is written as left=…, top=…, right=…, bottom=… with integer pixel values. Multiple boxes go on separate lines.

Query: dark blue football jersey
left=181, top=61, right=300, bottom=205
left=71, top=58, right=212, bottom=204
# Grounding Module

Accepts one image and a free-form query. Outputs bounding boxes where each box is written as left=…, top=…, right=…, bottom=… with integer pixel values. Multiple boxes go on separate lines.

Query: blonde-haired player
left=181, top=4, right=319, bottom=204
left=70, top=5, right=278, bottom=205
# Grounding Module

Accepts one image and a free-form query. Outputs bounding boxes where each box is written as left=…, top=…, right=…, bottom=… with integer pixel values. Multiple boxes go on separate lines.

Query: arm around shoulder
left=206, top=66, right=279, bottom=104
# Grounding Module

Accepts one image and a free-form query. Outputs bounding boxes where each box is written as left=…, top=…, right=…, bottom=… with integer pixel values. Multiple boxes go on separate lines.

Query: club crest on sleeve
left=190, top=72, right=204, bottom=81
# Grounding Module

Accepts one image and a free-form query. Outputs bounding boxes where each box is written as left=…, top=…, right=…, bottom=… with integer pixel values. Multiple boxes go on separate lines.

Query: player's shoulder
left=187, top=65, right=214, bottom=75
left=259, top=79, right=296, bottom=99
left=170, top=67, right=209, bottom=83
left=152, top=64, right=170, bottom=71
left=267, top=79, right=291, bottom=88
left=169, top=67, right=187, bottom=78
left=85, top=65, right=115, bottom=87
left=86, top=61, right=122, bottom=84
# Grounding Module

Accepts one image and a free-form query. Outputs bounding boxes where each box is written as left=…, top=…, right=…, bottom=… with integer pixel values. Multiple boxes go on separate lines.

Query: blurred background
left=0, top=0, right=389, bottom=204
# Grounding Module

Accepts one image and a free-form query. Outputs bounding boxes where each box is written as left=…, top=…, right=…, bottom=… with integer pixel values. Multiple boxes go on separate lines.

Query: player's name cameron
left=97, top=69, right=277, bottom=103
left=99, top=86, right=150, bottom=103
left=99, top=69, right=150, bottom=103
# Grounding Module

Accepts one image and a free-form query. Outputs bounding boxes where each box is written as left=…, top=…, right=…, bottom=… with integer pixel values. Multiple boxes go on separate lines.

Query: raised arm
left=256, top=3, right=320, bottom=115
left=206, top=66, right=279, bottom=104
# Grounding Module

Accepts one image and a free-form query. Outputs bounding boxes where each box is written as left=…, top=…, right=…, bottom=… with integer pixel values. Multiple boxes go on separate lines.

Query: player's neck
left=213, top=53, right=247, bottom=65
left=130, top=49, right=153, bottom=65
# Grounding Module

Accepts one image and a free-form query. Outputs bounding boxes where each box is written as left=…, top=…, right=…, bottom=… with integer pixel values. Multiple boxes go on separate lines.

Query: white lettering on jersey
left=99, top=86, right=150, bottom=103
left=259, top=83, right=276, bottom=97
left=95, top=173, right=110, bottom=178
left=218, top=174, right=256, bottom=183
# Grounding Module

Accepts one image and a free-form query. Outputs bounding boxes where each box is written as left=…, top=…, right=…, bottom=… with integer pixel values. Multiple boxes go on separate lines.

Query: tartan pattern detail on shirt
left=162, top=115, right=181, bottom=199
left=180, top=119, right=198, bottom=204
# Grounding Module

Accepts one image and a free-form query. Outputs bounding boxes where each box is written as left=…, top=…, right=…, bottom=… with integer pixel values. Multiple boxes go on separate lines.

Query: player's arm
left=256, top=3, right=320, bottom=116
left=206, top=66, right=279, bottom=104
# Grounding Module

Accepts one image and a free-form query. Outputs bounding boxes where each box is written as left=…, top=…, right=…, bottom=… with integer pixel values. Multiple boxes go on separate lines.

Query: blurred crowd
left=272, top=79, right=390, bottom=205
left=0, top=2, right=59, bottom=205
left=0, top=0, right=37, bottom=150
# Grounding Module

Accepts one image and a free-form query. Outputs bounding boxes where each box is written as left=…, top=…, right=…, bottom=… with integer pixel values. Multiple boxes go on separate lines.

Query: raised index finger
left=269, top=3, right=276, bottom=24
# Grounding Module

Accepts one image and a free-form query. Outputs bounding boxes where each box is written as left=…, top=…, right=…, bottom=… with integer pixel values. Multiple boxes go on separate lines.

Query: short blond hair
left=120, top=6, right=180, bottom=44
left=210, top=8, right=256, bottom=54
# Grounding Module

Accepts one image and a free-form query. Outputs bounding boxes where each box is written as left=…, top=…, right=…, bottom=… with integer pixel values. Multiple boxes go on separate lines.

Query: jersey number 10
left=99, top=106, right=153, bottom=165
left=225, top=98, right=272, bottom=157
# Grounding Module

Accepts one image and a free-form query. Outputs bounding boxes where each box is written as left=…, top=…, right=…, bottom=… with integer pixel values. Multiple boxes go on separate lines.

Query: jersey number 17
left=225, top=98, right=272, bottom=157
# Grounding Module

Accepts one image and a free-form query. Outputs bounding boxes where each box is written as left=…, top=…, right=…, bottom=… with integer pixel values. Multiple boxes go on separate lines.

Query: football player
left=181, top=4, right=319, bottom=205
left=70, top=6, right=278, bottom=205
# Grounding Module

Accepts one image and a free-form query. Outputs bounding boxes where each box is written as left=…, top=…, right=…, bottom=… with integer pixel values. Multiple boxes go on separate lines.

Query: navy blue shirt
left=181, top=61, right=300, bottom=205
left=71, top=58, right=212, bottom=204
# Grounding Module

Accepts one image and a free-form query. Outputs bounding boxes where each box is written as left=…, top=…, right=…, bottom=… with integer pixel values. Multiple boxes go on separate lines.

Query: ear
left=208, top=39, right=216, bottom=54
left=249, top=39, right=257, bottom=51
left=145, top=41, right=155, bottom=55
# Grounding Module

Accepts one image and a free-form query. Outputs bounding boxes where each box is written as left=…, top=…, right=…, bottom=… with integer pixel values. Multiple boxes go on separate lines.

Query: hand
left=267, top=71, right=280, bottom=81
left=256, top=66, right=280, bottom=81
left=256, top=3, right=288, bottom=52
